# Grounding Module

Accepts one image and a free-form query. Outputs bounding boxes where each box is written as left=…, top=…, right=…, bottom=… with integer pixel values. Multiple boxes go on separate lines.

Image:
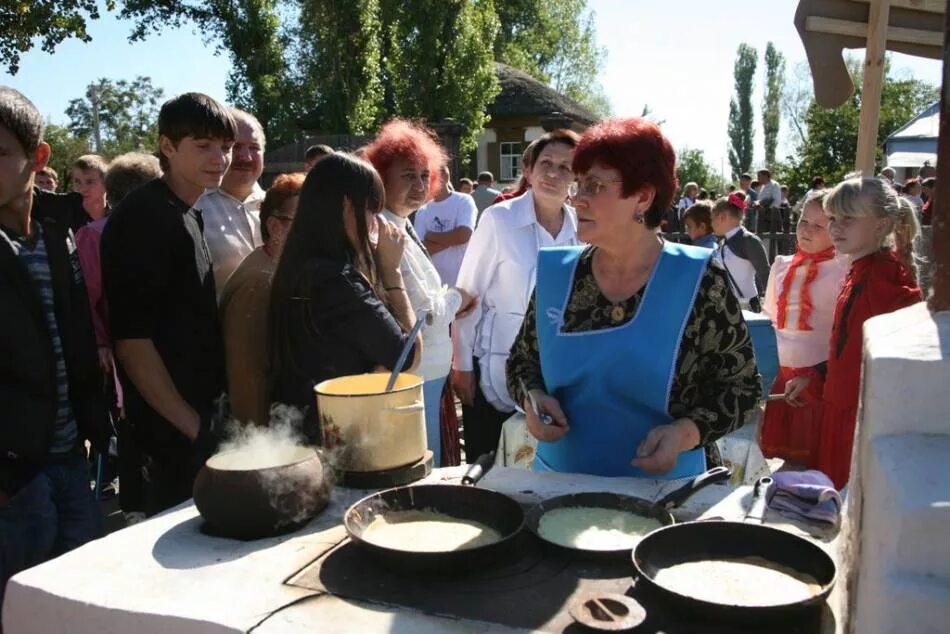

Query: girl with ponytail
left=783, top=176, right=922, bottom=488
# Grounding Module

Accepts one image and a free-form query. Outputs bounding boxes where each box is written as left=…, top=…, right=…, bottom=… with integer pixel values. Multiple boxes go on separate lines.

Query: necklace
left=609, top=301, right=627, bottom=323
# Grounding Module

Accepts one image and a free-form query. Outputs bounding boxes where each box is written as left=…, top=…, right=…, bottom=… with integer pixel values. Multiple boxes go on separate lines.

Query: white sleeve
left=457, top=195, right=477, bottom=230
left=452, top=209, right=499, bottom=371
left=762, top=260, right=781, bottom=320
left=413, top=207, right=428, bottom=240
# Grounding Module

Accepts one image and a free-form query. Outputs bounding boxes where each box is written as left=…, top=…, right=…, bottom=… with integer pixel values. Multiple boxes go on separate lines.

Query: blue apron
left=533, top=242, right=713, bottom=479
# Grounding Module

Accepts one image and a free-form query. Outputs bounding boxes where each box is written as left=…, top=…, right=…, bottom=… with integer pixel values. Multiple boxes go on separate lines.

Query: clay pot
left=193, top=446, right=329, bottom=540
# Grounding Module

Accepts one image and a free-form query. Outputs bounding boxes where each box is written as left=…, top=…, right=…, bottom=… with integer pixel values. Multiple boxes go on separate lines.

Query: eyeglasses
left=569, top=177, right=624, bottom=198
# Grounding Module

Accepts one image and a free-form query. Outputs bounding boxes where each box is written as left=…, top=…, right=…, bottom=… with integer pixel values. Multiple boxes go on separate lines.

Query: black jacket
left=0, top=208, right=110, bottom=496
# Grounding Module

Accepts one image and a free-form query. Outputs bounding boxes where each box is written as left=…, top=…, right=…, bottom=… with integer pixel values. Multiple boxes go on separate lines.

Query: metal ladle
left=385, top=310, right=431, bottom=392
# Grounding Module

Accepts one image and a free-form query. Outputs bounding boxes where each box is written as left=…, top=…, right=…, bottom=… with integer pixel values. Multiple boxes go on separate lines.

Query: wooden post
left=931, top=5, right=950, bottom=312
left=855, top=0, right=892, bottom=175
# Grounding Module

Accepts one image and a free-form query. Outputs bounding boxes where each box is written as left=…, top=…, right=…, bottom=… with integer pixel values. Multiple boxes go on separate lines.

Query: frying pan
left=343, top=452, right=525, bottom=573
left=526, top=466, right=732, bottom=556
left=632, top=477, right=838, bottom=621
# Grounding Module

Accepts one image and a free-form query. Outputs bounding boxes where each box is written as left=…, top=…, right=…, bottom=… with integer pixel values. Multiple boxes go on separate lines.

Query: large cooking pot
left=193, top=445, right=330, bottom=540
left=315, top=373, right=426, bottom=472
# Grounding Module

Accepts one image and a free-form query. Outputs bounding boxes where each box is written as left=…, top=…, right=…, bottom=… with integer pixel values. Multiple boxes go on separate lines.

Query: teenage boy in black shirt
left=101, top=93, right=236, bottom=516
left=0, top=86, right=110, bottom=603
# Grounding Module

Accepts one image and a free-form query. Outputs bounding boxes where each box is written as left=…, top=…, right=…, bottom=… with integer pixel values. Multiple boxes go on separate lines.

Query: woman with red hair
left=365, top=119, right=474, bottom=466
left=507, top=118, right=761, bottom=478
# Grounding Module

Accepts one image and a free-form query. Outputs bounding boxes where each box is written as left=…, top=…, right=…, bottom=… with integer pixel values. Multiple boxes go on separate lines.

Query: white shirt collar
left=510, top=189, right=577, bottom=237
left=203, top=182, right=265, bottom=206
left=381, top=209, right=409, bottom=228
left=724, top=225, right=743, bottom=241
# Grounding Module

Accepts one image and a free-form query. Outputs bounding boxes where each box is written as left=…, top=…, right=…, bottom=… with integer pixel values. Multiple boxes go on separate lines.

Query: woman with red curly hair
left=365, top=119, right=474, bottom=466
left=507, top=118, right=762, bottom=478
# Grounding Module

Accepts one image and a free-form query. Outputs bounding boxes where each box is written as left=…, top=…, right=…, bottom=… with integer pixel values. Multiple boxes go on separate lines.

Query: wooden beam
left=931, top=4, right=950, bottom=311
left=851, top=0, right=945, bottom=15
left=855, top=0, right=892, bottom=175
left=805, top=16, right=943, bottom=48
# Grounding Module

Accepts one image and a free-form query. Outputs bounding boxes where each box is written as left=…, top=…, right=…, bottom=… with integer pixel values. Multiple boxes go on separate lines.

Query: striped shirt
left=6, top=225, right=79, bottom=454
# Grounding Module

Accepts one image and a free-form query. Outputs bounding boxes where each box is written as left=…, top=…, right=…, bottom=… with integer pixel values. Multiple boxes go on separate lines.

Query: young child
left=711, top=192, right=771, bottom=310
left=760, top=191, right=848, bottom=467
left=784, top=177, right=922, bottom=488
left=683, top=200, right=717, bottom=249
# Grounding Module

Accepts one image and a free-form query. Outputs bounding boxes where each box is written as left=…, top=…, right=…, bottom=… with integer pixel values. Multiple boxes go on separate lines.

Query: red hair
left=572, top=118, right=677, bottom=228
left=364, top=118, right=447, bottom=199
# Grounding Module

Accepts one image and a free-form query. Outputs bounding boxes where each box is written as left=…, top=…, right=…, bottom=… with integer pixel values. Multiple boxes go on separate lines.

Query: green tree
left=0, top=1, right=115, bottom=74
left=381, top=0, right=500, bottom=152
left=64, top=76, right=164, bottom=156
left=677, top=148, right=726, bottom=194
left=43, top=123, right=92, bottom=189
left=494, top=0, right=610, bottom=116
left=297, top=0, right=383, bottom=134
left=762, top=42, right=785, bottom=169
left=728, top=43, right=757, bottom=180
left=776, top=55, right=938, bottom=194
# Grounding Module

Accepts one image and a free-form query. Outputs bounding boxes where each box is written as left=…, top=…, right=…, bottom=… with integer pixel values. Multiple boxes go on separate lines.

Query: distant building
left=884, top=101, right=938, bottom=181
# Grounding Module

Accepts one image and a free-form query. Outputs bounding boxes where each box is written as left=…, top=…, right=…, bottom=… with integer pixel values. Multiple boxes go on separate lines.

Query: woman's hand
left=451, top=369, right=476, bottom=406
left=524, top=390, right=570, bottom=443
left=784, top=376, right=811, bottom=407
left=97, top=347, right=115, bottom=378
left=374, top=216, right=406, bottom=281
left=455, top=288, right=478, bottom=318
left=632, top=418, right=700, bottom=475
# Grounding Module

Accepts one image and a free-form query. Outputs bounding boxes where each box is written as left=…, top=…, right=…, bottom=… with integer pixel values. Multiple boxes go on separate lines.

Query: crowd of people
left=0, top=84, right=927, bottom=602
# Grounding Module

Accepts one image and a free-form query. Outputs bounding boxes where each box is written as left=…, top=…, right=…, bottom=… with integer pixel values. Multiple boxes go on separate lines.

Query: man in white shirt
left=414, top=166, right=477, bottom=286
left=197, top=108, right=266, bottom=293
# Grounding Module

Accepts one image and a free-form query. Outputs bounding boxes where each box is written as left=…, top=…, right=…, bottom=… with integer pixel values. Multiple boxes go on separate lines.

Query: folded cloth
left=769, top=470, right=842, bottom=525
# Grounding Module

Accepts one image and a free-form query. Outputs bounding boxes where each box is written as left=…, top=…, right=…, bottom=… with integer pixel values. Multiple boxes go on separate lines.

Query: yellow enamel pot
left=315, top=373, right=426, bottom=472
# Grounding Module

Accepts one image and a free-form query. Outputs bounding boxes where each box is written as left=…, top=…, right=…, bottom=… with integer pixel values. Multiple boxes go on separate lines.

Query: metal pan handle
left=655, top=466, right=732, bottom=511
left=744, top=476, right=773, bottom=524
left=462, top=451, right=496, bottom=486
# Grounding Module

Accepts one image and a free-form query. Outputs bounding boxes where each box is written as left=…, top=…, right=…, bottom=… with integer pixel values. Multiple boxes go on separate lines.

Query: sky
left=2, top=0, right=943, bottom=178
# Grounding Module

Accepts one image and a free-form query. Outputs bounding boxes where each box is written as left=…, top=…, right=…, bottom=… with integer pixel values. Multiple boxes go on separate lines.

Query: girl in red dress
left=785, top=178, right=922, bottom=489
left=761, top=192, right=848, bottom=467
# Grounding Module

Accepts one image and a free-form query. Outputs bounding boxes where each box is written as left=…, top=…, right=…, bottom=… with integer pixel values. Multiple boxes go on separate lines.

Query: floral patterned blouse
left=506, top=246, right=762, bottom=447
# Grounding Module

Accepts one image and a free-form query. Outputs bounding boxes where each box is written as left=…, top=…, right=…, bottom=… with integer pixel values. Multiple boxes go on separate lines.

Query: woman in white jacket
left=365, top=120, right=474, bottom=466
left=452, top=129, right=582, bottom=459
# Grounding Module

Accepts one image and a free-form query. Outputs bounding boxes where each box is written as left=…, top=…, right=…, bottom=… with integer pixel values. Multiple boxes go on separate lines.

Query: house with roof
left=261, top=62, right=599, bottom=185
left=884, top=101, right=938, bottom=180
left=476, top=63, right=598, bottom=184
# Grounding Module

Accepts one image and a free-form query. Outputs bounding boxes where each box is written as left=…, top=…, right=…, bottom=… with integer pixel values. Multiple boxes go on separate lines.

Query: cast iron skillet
left=526, top=466, right=732, bottom=557
left=631, top=477, right=838, bottom=621
left=343, top=452, right=525, bottom=573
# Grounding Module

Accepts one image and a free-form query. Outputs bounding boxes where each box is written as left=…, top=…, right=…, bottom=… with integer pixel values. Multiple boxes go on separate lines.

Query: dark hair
left=305, top=144, right=334, bottom=161
left=477, top=171, right=493, bottom=184
left=811, top=176, right=825, bottom=188
left=521, top=139, right=539, bottom=169
left=72, top=154, right=109, bottom=179
left=260, top=172, right=306, bottom=242
left=0, top=86, right=44, bottom=154
left=750, top=181, right=761, bottom=190
left=269, top=154, right=385, bottom=380
left=697, top=188, right=709, bottom=200
left=157, top=92, right=236, bottom=171
left=104, top=152, right=161, bottom=207
left=459, top=177, right=474, bottom=188
left=684, top=200, right=713, bottom=232
left=922, top=177, right=936, bottom=188
left=529, top=129, right=579, bottom=167
left=573, top=117, right=677, bottom=229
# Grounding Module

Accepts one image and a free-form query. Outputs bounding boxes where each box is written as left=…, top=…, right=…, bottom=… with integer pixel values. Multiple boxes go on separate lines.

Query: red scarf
left=776, top=246, right=836, bottom=331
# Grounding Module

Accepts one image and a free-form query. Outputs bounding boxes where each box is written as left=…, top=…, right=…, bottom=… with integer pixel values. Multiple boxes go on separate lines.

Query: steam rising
left=211, top=403, right=332, bottom=530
